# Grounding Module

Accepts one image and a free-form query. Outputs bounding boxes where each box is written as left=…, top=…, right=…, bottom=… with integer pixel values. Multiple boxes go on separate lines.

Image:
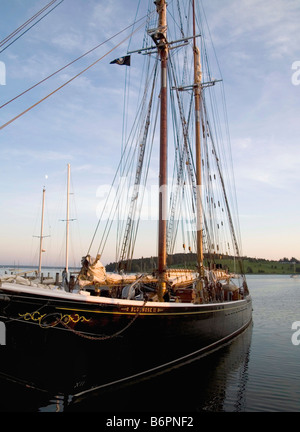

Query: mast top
left=149, top=0, right=168, bottom=50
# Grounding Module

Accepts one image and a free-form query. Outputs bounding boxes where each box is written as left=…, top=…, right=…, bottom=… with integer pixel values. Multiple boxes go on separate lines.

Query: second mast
left=155, top=0, right=168, bottom=300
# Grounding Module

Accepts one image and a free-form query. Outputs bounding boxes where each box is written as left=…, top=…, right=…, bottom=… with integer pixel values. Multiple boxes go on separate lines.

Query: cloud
left=90, top=1, right=131, bottom=33
left=206, top=0, right=300, bottom=57
left=1, top=148, right=72, bottom=162
left=51, top=30, right=88, bottom=53
left=232, top=135, right=300, bottom=191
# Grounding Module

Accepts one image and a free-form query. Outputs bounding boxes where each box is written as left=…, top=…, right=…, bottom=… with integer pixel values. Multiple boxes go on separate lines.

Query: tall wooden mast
left=192, top=0, right=204, bottom=275
left=155, top=0, right=168, bottom=301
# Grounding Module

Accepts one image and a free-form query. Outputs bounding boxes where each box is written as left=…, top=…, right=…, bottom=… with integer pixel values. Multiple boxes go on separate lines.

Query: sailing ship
left=0, top=0, right=252, bottom=389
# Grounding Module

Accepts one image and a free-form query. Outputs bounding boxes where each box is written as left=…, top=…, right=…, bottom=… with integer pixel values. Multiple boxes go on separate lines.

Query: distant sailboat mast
left=65, top=163, right=70, bottom=273
left=34, top=183, right=50, bottom=276
left=63, top=163, right=76, bottom=275
left=38, top=187, right=46, bottom=275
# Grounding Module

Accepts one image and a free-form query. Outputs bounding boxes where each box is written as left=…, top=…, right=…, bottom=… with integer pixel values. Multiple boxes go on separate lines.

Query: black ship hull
left=0, top=283, right=252, bottom=391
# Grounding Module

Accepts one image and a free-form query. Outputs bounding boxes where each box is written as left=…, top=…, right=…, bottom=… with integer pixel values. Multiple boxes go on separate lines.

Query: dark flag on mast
left=110, top=55, right=131, bottom=66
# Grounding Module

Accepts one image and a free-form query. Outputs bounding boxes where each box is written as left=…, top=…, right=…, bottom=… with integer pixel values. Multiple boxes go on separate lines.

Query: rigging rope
left=0, top=14, right=151, bottom=111
left=0, top=0, right=62, bottom=49
left=117, top=60, right=158, bottom=268
left=0, top=16, right=153, bottom=131
left=87, top=56, right=159, bottom=259
left=0, top=1, right=64, bottom=54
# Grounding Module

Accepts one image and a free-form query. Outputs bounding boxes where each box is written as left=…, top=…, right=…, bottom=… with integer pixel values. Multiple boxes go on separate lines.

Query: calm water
left=0, top=274, right=299, bottom=412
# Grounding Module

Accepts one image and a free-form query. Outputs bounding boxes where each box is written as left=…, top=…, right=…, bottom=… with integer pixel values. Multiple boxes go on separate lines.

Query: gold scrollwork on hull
left=19, top=311, right=46, bottom=324
left=60, top=313, right=91, bottom=324
left=19, top=311, right=91, bottom=327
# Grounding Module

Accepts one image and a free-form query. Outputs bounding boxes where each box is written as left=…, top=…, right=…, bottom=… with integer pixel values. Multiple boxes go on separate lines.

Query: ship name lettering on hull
left=130, top=306, right=159, bottom=313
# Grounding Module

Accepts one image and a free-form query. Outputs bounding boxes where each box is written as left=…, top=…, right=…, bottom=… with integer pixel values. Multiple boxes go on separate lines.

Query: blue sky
left=0, top=0, right=300, bottom=268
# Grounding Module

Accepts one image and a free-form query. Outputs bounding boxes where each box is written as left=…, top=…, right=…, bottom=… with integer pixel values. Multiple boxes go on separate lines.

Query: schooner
left=0, top=0, right=252, bottom=390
